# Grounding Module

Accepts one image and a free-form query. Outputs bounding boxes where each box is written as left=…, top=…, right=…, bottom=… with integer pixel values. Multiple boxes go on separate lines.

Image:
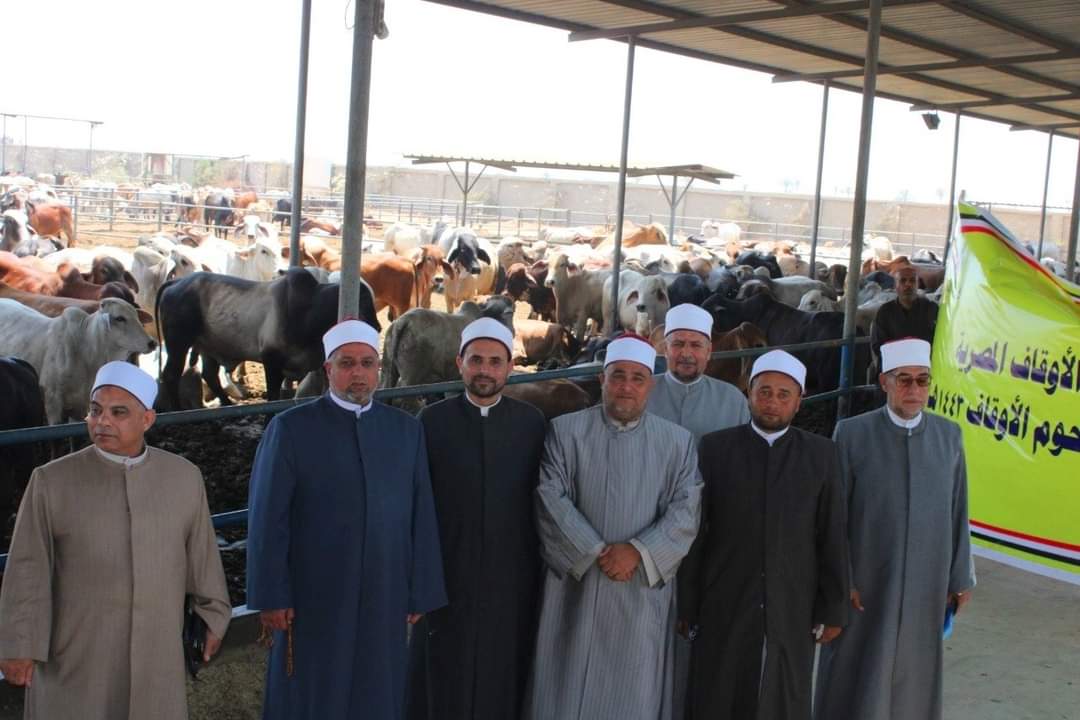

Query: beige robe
left=0, top=445, right=231, bottom=720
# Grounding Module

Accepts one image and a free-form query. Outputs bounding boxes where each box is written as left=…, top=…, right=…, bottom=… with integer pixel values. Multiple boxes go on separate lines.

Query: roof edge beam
left=568, top=0, right=931, bottom=42
left=1010, top=121, right=1080, bottom=132
left=772, top=50, right=1080, bottom=83
left=910, top=92, right=1080, bottom=111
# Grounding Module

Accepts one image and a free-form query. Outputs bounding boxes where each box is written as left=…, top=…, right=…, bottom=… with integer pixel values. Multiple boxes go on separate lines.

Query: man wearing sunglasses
left=815, top=338, right=976, bottom=720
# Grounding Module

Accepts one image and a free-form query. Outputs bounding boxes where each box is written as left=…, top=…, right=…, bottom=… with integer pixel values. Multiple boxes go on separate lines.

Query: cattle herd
left=4, top=176, right=1075, bottom=444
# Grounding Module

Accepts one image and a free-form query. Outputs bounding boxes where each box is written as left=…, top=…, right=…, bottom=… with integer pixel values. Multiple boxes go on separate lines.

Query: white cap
left=881, top=338, right=931, bottom=372
left=460, top=317, right=514, bottom=358
left=749, top=350, right=807, bottom=392
left=664, top=303, right=713, bottom=338
left=92, top=361, right=158, bottom=409
left=323, top=319, right=380, bottom=359
left=604, top=335, right=657, bottom=372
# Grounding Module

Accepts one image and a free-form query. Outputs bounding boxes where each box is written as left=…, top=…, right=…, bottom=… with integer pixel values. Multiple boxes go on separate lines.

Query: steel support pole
left=338, top=0, right=376, bottom=321
left=837, top=0, right=881, bottom=419
left=289, top=0, right=313, bottom=268
left=87, top=122, right=95, bottom=177
left=608, top=37, right=636, bottom=337
left=1037, top=129, right=1055, bottom=259
left=2, top=115, right=6, bottom=172
left=668, top=175, right=679, bottom=247
left=943, top=111, right=962, bottom=259
left=22, top=115, right=27, bottom=173
left=1068, top=137, right=1080, bottom=284
left=808, top=80, right=830, bottom=278
left=461, top=160, right=470, bottom=226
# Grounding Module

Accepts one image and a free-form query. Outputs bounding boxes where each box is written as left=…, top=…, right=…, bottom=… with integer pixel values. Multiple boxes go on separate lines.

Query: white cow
left=602, top=269, right=671, bottom=336
left=237, top=214, right=280, bottom=244
left=0, top=298, right=157, bottom=423
left=383, top=222, right=424, bottom=255
left=131, top=246, right=197, bottom=314
left=41, top=246, right=135, bottom=273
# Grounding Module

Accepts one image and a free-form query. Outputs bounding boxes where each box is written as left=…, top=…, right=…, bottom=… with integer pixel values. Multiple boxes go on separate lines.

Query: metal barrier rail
left=0, top=335, right=873, bottom=571
left=0, top=336, right=869, bottom=447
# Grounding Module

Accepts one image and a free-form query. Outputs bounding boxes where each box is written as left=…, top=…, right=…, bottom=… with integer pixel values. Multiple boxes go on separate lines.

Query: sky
left=3, top=0, right=1078, bottom=208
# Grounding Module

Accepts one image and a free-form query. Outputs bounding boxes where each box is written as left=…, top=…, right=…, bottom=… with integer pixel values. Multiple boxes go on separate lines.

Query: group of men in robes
left=0, top=296, right=975, bottom=720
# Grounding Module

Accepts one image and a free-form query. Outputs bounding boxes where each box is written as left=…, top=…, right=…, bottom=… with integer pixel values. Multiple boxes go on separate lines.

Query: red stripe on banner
left=970, top=519, right=1080, bottom=553
left=960, top=223, right=1080, bottom=303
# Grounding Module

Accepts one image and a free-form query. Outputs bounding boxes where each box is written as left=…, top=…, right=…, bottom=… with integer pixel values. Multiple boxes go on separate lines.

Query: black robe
left=407, top=394, right=547, bottom=720
left=677, top=424, right=849, bottom=720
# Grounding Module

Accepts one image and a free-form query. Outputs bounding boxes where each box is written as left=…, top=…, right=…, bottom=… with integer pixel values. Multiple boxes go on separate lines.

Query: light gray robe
left=526, top=406, right=702, bottom=720
left=646, top=372, right=750, bottom=445
left=815, top=407, right=976, bottom=720
left=0, top=446, right=231, bottom=720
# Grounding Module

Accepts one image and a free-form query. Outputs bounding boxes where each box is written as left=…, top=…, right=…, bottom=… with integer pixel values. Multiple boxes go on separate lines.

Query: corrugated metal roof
left=423, top=0, right=1080, bottom=138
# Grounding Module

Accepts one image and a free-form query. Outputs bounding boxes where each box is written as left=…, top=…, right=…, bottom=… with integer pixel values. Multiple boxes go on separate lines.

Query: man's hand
left=203, top=630, right=222, bottom=663
left=816, top=625, right=843, bottom=644
left=597, top=543, right=641, bottom=582
left=259, top=608, right=295, bottom=632
left=407, top=613, right=423, bottom=625
left=948, top=590, right=972, bottom=613
left=851, top=589, right=865, bottom=612
left=0, top=659, right=34, bottom=687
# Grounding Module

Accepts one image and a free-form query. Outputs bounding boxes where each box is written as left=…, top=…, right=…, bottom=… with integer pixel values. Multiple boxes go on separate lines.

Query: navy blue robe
left=247, top=396, right=447, bottom=720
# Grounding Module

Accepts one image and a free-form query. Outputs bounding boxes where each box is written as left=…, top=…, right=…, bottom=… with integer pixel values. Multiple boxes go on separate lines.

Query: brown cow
left=298, top=236, right=342, bottom=271
left=504, top=261, right=556, bottom=322
left=407, top=245, right=453, bottom=309
left=300, top=217, right=342, bottom=236
left=0, top=251, right=64, bottom=295
left=361, top=253, right=424, bottom=320
left=860, top=255, right=945, bottom=291
left=27, top=203, right=75, bottom=246
left=502, top=378, right=593, bottom=420
left=0, top=281, right=152, bottom=323
left=594, top=222, right=667, bottom=250
left=232, top=191, right=258, bottom=210
left=512, top=318, right=580, bottom=366
left=54, top=265, right=139, bottom=305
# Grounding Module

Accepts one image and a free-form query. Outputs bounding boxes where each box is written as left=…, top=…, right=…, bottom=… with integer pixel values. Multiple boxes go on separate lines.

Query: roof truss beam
left=1011, top=121, right=1080, bottom=132
left=772, top=50, right=1080, bottom=83
left=569, top=0, right=932, bottom=42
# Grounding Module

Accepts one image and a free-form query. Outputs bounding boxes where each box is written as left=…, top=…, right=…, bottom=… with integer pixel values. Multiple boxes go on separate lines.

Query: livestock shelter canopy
left=405, top=154, right=737, bottom=182
left=422, top=0, right=1080, bottom=138
left=405, top=154, right=737, bottom=231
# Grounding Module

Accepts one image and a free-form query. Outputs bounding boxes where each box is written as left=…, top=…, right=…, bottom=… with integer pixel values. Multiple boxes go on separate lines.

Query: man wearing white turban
left=0, top=361, right=231, bottom=720
left=816, top=338, right=975, bottom=720
left=526, top=335, right=702, bottom=720
left=247, top=319, right=446, bottom=720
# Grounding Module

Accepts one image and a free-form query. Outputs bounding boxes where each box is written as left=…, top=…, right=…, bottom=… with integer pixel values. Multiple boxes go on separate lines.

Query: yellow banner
left=929, top=202, right=1080, bottom=582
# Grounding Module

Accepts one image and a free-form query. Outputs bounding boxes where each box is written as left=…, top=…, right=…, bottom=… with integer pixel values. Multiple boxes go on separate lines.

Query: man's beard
left=671, top=361, right=703, bottom=383
left=751, top=411, right=791, bottom=432
left=334, top=386, right=371, bottom=405
left=466, top=375, right=504, bottom=399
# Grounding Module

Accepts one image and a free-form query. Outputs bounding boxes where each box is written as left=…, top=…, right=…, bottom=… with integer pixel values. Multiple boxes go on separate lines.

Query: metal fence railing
left=0, top=337, right=875, bottom=570
left=34, top=186, right=948, bottom=258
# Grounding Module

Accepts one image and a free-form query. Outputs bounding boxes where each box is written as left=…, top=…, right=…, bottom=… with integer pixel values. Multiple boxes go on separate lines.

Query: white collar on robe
left=886, top=405, right=923, bottom=429
left=464, top=391, right=502, bottom=417
left=327, top=390, right=373, bottom=417
left=606, top=412, right=643, bottom=433
left=95, top=445, right=149, bottom=468
left=665, top=371, right=705, bottom=387
left=750, top=421, right=789, bottom=446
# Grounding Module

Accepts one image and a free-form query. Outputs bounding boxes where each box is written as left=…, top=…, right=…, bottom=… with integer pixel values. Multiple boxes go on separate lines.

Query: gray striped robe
left=525, top=406, right=702, bottom=720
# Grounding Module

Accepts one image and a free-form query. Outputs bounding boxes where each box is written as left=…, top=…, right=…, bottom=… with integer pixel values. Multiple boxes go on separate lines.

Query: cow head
left=97, top=298, right=158, bottom=354
left=447, top=233, right=488, bottom=276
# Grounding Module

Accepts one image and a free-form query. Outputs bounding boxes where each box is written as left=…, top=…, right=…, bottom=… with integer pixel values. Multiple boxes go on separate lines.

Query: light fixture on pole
left=922, top=111, right=941, bottom=130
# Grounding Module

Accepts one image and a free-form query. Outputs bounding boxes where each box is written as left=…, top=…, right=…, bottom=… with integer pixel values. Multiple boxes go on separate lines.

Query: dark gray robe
left=679, top=424, right=849, bottom=720
left=407, top=395, right=547, bottom=720
left=815, top=407, right=976, bottom=720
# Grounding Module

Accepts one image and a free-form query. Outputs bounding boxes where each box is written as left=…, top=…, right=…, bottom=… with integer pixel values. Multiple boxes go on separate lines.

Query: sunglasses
left=891, top=373, right=931, bottom=388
